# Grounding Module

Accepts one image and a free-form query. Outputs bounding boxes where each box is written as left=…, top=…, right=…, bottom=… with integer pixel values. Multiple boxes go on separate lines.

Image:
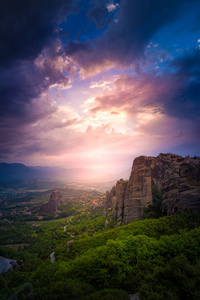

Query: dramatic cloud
left=66, top=0, right=196, bottom=76
left=1, top=0, right=200, bottom=171
left=0, top=0, right=78, bottom=146
left=87, top=49, right=200, bottom=121
left=0, top=40, right=76, bottom=123
left=0, top=0, right=79, bottom=65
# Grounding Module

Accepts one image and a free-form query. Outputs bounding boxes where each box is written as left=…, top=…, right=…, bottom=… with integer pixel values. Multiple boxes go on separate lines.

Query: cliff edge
left=104, top=153, right=200, bottom=224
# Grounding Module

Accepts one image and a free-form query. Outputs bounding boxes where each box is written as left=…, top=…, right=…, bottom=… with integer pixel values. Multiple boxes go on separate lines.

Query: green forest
left=1, top=207, right=200, bottom=299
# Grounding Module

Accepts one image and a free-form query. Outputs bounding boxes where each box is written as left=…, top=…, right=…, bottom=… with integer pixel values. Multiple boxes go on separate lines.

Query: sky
left=1, top=0, right=200, bottom=174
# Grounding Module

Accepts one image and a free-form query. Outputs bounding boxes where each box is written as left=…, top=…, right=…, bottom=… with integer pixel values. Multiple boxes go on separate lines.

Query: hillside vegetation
left=0, top=209, right=200, bottom=299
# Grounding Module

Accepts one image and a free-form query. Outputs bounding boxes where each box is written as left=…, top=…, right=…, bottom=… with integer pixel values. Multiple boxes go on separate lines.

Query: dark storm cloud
left=66, top=0, right=197, bottom=73
left=170, top=48, right=200, bottom=75
left=0, top=0, right=79, bottom=159
left=165, top=49, right=200, bottom=119
left=0, top=0, right=78, bottom=123
left=0, top=41, right=70, bottom=121
left=0, top=0, right=78, bottom=65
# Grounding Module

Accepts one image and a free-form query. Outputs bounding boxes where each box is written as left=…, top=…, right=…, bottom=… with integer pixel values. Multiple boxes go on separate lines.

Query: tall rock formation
left=46, top=190, right=65, bottom=213
left=104, top=154, right=200, bottom=224
left=40, top=190, right=66, bottom=214
left=103, top=179, right=128, bottom=223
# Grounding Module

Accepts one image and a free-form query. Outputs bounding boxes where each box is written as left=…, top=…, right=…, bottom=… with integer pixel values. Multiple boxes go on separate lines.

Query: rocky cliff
left=104, top=154, right=200, bottom=224
left=103, top=179, right=128, bottom=223
left=40, top=190, right=66, bottom=214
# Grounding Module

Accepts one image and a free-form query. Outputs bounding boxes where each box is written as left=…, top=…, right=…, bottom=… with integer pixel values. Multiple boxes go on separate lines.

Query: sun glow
left=137, top=112, right=160, bottom=125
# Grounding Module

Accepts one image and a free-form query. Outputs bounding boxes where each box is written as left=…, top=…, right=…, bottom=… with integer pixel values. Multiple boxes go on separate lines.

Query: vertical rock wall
left=104, top=154, right=200, bottom=224
left=46, top=190, right=65, bottom=213
left=39, top=190, right=66, bottom=214
left=103, top=179, right=128, bottom=224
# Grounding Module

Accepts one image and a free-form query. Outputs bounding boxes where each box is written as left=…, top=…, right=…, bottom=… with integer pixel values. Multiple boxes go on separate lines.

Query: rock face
left=46, top=190, right=65, bottom=213
left=104, top=154, right=200, bottom=224
left=41, top=190, right=66, bottom=214
left=103, top=179, right=128, bottom=224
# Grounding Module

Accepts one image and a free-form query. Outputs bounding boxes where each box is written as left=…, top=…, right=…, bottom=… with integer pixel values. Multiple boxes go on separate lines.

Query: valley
left=1, top=0, right=200, bottom=298
left=0, top=154, right=200, bottom=299
left=0, top=179, right=114, bottom=222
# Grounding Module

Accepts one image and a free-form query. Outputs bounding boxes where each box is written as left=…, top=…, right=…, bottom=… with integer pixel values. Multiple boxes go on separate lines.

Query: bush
left=40, top=279, right=94, bottom=300
left=138, top=256, right=200, bottom=300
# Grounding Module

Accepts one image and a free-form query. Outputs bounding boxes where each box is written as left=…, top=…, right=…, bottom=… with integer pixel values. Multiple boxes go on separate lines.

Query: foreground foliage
left=0, top=210, right=200, bottom=299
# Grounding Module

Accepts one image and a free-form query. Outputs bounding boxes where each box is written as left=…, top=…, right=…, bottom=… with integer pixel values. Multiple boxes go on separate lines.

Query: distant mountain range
left=0, top=162, right=130, bottom=182
left=0, top=163, right=45, bottom=180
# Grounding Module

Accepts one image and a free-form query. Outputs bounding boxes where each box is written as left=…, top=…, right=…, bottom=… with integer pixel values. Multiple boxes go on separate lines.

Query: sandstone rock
left=46, top=190, right=65, bottom=213
left=104, top=154, right=200, bottom=224
left=39, top=190, right=66, bottom=214
left=161, top=159, right=200, bottom=215
left=103, top=179, right=128, bottom=223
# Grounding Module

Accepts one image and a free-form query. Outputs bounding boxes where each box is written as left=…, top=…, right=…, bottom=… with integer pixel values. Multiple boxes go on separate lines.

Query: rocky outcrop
left=161, top=159, right=200, bottom=215
left=103, top=179, right=128, bottom=224
left=104, top=154, right=200, bottom=224
left=40, top=190, right=66, bottom=214
left=46, top=190, right=65, bottom=213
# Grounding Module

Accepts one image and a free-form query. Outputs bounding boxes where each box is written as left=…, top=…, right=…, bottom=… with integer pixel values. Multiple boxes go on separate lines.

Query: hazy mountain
left=0, top=162, right=131, bottom=182
left=0, top=162, right=117, bottom=181
left=0, top=163, right=48, bottom=180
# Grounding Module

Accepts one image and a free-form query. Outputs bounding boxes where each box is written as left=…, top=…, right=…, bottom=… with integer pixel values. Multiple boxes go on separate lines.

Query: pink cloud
left=87, top=72, right=186, bottom=120
left=2, top=53, right=200, bottom=171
